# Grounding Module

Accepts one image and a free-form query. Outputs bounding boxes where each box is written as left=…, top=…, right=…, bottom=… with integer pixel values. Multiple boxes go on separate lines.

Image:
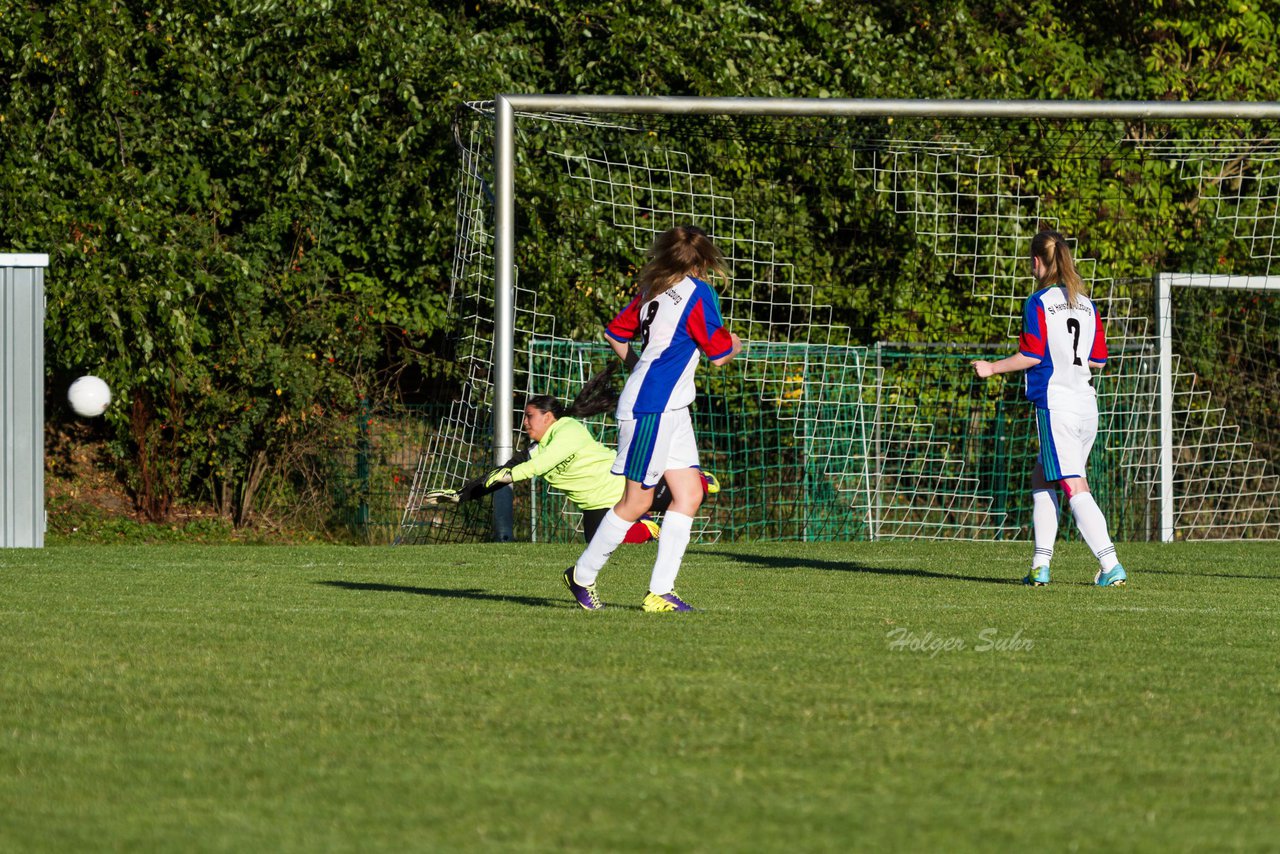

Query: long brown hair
left=524, top=363, right=620, bottom=420
left=636, top=225, right=727, bottom=300
left=1031, top=229, right=1085, bottom=307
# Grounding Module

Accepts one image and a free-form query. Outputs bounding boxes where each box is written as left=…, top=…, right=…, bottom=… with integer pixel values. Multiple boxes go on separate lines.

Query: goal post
left=1157, top=273, right=1280, bottom=542
left=401, top=96, right=1280, bottom=545
left=490, top=97, right=517, bottom=541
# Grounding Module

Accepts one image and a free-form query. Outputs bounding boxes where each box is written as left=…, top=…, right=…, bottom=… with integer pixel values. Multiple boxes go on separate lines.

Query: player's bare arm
left=710, top=332, right=743, bottom=367
left=972, top=352, right=1040, bottom=378
left=608, top=336, right=638, bottom=369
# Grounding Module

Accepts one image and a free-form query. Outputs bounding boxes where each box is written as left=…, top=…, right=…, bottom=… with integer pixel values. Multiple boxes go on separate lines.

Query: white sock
left=1068, top=492, right=1120, bottom=571
left=1031, top=488, right=1059, bottom=569
left=574, top=509, right=632, bottom=586
left=648, top=511, right=694, bottom=595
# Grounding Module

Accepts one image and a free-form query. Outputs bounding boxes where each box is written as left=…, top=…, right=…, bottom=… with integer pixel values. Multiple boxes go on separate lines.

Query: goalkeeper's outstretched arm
left=427, top=449, right=531, bottom=505
left=426, top=363, right=621, bottom=506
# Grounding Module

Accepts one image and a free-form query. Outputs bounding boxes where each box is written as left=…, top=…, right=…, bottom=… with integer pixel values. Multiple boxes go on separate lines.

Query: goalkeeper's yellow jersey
left=508, top=417, right=623, bottom=510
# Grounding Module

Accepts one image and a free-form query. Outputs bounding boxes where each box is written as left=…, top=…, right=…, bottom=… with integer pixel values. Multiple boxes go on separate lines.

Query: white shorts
left=613, top=408, right=700, bottom=488
left=1035, top=408, right=1097, bottom=482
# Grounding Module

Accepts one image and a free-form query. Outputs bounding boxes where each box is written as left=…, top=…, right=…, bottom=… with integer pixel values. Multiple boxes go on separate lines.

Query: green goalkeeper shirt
left=508, top=417, right=623, bottom=511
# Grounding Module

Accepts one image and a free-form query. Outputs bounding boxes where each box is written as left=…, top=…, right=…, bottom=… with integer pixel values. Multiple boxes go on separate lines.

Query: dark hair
left=636, top=224, right=728, bottom=300
left=1031, top=229, right=1085, bottom=307
left=524, top=363, right=620, bottom=421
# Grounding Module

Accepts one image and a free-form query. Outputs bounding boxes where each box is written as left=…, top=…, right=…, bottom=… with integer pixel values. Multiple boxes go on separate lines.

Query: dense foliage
left=1, top=0, right=1277, bottom=525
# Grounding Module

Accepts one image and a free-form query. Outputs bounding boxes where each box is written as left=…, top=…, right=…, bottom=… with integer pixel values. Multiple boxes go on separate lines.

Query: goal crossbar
left=495, top=95, right=1280, bottom=119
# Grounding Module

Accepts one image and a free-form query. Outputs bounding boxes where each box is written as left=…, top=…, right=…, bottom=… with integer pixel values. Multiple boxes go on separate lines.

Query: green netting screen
left=515, top=340, right=1154, bottom=544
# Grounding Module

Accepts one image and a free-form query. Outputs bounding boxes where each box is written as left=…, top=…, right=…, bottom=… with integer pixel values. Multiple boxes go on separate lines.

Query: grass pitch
left=2, top=540, right=1277, bottom=851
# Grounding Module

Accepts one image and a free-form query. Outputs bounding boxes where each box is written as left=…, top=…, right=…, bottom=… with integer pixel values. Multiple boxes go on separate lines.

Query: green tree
left=4, top=0, right=1278, bottom=531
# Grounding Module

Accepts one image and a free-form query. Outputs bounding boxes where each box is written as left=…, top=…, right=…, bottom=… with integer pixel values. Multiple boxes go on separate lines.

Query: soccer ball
left=68, top=375, right=112, bottom=418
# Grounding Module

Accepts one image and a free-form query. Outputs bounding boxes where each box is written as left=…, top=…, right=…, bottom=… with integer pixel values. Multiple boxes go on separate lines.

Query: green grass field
left=2, top=540, right=1277, bottom=852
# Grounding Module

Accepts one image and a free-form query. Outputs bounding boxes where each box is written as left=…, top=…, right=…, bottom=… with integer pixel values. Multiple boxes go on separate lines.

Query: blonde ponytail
left=1031, top=229, right=1084, bottom=307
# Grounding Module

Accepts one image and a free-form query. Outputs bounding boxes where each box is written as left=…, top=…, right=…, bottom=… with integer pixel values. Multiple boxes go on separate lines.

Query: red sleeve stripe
left=686, top=298, right=735, bottom=359
left=1090, top=311, right=1108, bottom=363
left=606, top=294, right=643, bottom=342
left=1019, top=306, right=1047, bottom=357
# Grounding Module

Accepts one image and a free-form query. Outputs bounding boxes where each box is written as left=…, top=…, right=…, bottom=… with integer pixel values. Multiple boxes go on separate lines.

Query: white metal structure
left=1, top=253, right=49, bottom=548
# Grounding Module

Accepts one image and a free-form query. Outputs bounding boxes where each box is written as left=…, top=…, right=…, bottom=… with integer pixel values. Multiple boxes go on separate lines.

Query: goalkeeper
left=425, top=367, right=718, bottom=543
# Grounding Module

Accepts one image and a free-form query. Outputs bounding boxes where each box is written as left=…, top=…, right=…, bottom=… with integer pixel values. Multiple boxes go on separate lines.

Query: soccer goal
left=398, top=97, right=1280, bottom=545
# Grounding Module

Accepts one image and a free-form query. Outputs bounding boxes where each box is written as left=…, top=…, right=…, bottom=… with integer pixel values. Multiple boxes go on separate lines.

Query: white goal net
left=398, top=100, right=1280, bottom=544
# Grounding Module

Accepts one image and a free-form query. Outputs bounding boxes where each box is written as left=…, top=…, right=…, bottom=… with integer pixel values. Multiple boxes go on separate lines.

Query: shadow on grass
left=705, top=551, right=1017, bottom=585
left=320, top=580, right=654, bottom=612
left=1119, top=567, right=1279, bottom=581
left=318, top=580, right=567, bottom=609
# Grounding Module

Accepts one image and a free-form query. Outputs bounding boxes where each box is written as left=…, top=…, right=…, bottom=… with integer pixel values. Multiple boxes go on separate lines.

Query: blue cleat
left=563, top=566, right=604, bottom=610
left=1095, top=564, right=1128, bottom=587
left=1023, top=566, right=1051, bottom=586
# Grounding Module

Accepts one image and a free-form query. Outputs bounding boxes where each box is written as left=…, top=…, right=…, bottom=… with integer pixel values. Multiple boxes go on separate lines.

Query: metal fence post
left=2, top=254, right=49, bottom=548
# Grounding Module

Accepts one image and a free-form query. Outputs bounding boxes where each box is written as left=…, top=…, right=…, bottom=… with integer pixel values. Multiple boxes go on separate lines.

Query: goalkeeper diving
left=424, top=366, right=720, bottom=543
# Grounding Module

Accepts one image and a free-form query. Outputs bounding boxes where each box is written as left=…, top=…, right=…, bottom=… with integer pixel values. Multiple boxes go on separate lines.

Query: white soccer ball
left=68, top=375, right=112, bottom=418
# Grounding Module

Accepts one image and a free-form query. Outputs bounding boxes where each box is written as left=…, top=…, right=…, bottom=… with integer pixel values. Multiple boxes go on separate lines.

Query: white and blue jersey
left=605, top=275, right=735, bottom=419
left=1018, top=285, right=1108, bottom=415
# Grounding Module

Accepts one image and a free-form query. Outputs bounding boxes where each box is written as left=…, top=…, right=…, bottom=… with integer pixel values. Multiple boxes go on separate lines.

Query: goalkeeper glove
left=483, top=467, right=513, bottom=488
left=424, top=489, right=461, bottom=505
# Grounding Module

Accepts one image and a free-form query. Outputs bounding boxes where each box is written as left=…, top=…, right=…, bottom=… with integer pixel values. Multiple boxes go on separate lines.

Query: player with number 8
left=564, top=225, right=742, bottom=612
